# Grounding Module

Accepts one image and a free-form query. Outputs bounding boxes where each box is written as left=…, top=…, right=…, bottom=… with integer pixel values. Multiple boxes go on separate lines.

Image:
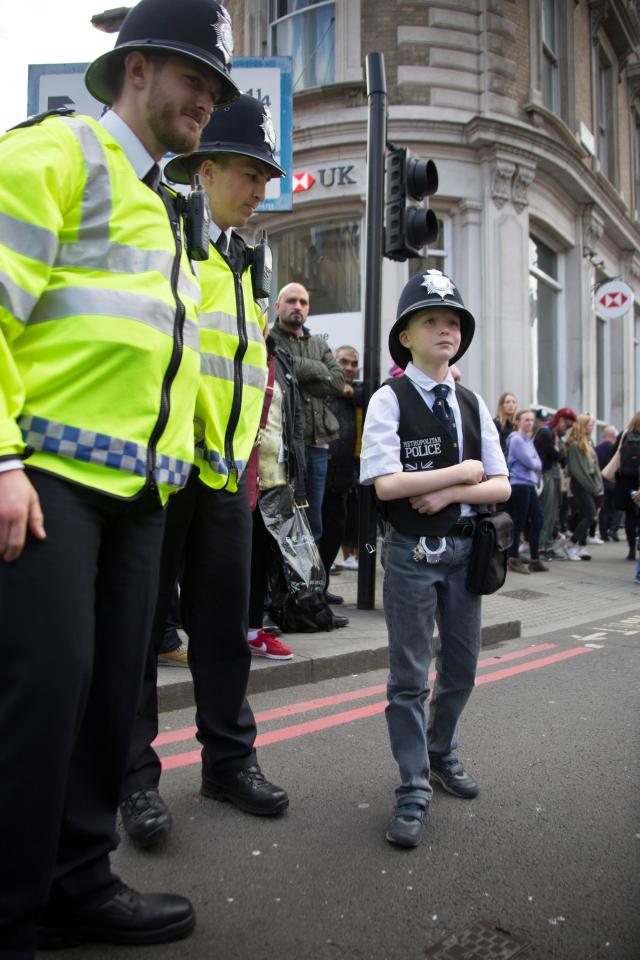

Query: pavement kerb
left=156, top=539, right=640, bottom=714
left=157, top=615, right=521, bottom=713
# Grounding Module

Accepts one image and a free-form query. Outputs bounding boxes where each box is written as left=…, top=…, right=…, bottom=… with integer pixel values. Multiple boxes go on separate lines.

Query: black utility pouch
left=466, top=512, right=513, bottom=596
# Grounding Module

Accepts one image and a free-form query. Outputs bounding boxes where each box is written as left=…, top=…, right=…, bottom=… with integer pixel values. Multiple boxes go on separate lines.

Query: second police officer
left=119, top=94, right=290, bottom=846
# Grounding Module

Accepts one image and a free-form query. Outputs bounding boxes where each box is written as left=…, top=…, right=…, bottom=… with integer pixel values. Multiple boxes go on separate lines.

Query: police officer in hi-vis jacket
left=119, top=95, right=290, bottom=848
left=0, top=0, right=239, bottom=954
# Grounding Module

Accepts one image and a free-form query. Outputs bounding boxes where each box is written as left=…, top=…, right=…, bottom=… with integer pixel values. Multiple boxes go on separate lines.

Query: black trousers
left=319, top=486, right=350, bottom=590
left=0, top=471, right=164, bottom=959
left=122, top=471, right=256, bottom=797
left=569, top=479, right=597, bottom=546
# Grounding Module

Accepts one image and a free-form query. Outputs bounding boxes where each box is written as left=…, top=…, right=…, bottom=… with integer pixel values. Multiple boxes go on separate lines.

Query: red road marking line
left=475, top=646, right=593, bottom=684
left=154, top=642, right=557, bottom=747
left=161, top=644, right=588, bottom=771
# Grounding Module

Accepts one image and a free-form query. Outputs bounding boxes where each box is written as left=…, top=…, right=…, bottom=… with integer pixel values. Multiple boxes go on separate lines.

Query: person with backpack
left=612, top=412, right=640, bottom=560
left=533, top=407, right=577, bottom=559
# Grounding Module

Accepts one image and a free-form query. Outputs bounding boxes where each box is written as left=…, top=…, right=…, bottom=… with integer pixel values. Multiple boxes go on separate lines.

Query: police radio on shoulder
left=251, top=230, right=272, bottom=299
left=182, top=175, right=211, bottom=262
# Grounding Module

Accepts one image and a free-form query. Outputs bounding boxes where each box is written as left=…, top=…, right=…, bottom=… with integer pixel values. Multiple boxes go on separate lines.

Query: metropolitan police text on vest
left=403, top=436, right=443, bottom=459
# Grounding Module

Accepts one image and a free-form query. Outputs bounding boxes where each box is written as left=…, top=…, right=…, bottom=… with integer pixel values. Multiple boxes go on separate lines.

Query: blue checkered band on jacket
left=194, top=438, right=246, bottom=478
left=19, top=415, right=191, bottom=488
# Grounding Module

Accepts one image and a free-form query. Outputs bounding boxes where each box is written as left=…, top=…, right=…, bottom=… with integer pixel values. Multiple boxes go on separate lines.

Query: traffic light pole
left=357, top=53, right=387, bottom=610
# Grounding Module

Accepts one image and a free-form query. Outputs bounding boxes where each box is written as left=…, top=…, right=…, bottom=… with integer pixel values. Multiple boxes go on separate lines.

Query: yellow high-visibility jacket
left=0, top=114, right=201, bottom=503
left=194, top=236, right=267, bottom=492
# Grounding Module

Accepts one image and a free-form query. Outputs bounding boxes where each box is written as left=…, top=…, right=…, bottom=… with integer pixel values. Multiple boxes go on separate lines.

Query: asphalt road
left=41, top=611, right=640, bottom=960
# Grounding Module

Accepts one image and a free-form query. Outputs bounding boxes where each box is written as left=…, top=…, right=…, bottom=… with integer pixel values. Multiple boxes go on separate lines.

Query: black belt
left=447, top=518, right=475, bottom=537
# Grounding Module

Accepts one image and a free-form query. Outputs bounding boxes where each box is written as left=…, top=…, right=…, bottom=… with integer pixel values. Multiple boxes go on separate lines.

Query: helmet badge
left=420, top=269, right=455, bottom=299
left=212, top=5, right=234, bottom=65
left=261, top=106, right=277, bottom=153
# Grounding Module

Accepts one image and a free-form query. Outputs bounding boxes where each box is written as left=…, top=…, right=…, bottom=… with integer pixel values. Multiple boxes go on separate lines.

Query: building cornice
left=464, top=116, right=640, bottom=251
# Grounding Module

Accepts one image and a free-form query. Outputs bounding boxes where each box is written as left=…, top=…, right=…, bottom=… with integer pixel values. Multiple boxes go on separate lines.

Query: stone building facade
left=227, top=0, right=640, bottom=427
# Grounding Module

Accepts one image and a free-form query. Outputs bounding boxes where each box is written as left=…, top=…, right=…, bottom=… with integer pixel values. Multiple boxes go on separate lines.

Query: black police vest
left=380, top=377, right=482, bottom=536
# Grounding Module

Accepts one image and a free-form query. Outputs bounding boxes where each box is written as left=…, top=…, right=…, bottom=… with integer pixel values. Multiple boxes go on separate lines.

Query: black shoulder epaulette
left=9, top=107, right=75, bottom=131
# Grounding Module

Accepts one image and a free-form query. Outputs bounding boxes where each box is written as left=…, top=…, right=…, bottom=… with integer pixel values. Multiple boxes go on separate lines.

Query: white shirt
left=209, top=223, right=233, bottom=252
left=359, top=363, right=507, bottom=516
left=100, top=109, right=157, bottom=180
left=1, top=110, right=158, bottom=475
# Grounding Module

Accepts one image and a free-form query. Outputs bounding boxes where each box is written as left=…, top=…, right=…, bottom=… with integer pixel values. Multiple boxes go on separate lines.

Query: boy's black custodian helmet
left=164, top=94, right=286, bottom=182
left=389, top=270, right=476, bottom=369
left=85, top=0, right=240, bottom=107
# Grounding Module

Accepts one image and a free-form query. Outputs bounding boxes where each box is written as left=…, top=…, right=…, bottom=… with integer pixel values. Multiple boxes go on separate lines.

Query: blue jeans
left=382, top=526, right=481, bottom=812
left=305, top=446, right=329, bottom=542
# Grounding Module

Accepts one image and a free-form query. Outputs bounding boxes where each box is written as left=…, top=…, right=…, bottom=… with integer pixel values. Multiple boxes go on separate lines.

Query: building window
left=596, top=315, right=609, bottom=423
left=597, top=49, right=614, bottom=179
left=529, top=235, right=562, bottom=408
left=634, top=113, right=640, bottom=219
left=270, top=0, right=335, bottom=92
left=270, top=218, right=360, bottom=315
left=409, top=218, right=448, bottom=277
left=635, top=311, right=640, bottom=412
left=542, top=0, right=560, bottom=113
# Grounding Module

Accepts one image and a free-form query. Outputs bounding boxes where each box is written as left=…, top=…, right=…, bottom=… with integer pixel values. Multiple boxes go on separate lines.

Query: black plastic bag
left=466, top=512, right=513, bottom=595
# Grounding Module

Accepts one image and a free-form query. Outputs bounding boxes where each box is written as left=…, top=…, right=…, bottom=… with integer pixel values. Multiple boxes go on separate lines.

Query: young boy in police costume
left=118, top=95, right=290, bottom=848
left=360, top=270, right=510, bottom=848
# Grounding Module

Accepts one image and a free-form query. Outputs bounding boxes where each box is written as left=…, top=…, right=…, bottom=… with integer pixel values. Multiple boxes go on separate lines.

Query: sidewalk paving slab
left=157, top=539, right=640, bottom=713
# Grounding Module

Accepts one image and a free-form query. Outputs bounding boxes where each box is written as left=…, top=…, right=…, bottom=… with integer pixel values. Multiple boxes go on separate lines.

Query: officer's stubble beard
left=148, top=100, right=206, bottom=155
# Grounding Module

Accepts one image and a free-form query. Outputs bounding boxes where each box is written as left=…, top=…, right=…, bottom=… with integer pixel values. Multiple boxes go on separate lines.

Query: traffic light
left=384, top=146, right=439, bottom=261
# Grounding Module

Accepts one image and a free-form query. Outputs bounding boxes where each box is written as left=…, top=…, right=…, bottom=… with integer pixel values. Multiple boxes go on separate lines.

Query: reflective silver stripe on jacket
left=26, top=286, right=200, bottom=351
left=0, top=211, right=58, bottom=266
left=19, top=413, right=191, bottom=488
left=0, top=271, right=39, bottom=325
left=54, top=117, right=200, bottom=307
left=199, top=310, right=264, bottom=343
left=200, top=352, right=267, bottom=390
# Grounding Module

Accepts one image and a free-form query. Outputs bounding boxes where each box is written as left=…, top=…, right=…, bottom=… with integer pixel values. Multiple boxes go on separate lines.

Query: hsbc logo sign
left=292, top=164, right=359, bottom=195
left=293, top=172, right=315, bottom=192
left=595, top=280, right=634, bottom=319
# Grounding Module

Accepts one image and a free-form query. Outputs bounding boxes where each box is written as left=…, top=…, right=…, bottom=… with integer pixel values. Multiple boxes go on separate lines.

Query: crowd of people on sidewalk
left=494, top=395, right=640, bottom=581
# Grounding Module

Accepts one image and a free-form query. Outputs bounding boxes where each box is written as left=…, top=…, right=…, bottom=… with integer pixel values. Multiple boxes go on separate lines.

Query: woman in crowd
left=494, top=392, right=518, bottom=455
left=506, top=409, right=547, bottom=574
left=564, top=414, right=603, bottom=561
left=611, top=411, right=640, bottom=560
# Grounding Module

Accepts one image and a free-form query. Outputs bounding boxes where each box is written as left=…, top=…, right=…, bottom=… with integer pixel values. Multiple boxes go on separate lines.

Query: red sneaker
left=248, top=630, right=293, bottom=660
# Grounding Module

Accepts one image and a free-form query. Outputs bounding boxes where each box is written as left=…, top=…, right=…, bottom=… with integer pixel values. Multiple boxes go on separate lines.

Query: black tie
left=432, top=383, right=459, bottom=457
left=142, top=163, right=160, bottom=192
left=215, top=232, right=228, bottom=257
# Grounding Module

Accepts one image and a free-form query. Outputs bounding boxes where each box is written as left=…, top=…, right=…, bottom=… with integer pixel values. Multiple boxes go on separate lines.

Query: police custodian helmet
left=164, top=93, right=286, bottom=183
left=389, top=269, right=476, bottom=369
left=85, top=0, right=240, bottom=107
